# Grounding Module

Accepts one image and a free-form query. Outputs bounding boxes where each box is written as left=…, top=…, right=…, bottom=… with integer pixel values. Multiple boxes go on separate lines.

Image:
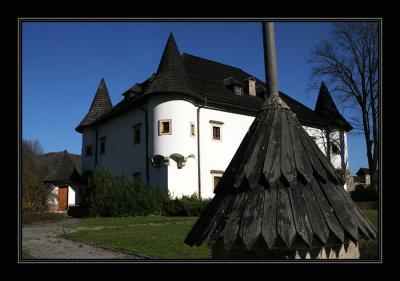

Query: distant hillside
left=39, top=151, right=81, bottom=174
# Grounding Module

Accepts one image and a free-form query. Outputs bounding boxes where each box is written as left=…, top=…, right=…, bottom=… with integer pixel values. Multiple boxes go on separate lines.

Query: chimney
left=248, top=77, right=256, bottom=96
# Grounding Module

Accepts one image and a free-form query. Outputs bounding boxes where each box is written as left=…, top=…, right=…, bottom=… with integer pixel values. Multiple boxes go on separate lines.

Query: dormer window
left=234, top=86, right=243, bottom=96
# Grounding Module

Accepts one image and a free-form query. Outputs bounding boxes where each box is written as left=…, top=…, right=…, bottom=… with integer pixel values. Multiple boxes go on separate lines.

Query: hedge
left=350, top=184, right=378, bottom=202
left=79, top=168, right=211, bottom=218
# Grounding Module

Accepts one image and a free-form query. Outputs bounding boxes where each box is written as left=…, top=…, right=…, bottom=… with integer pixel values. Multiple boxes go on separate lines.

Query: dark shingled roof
left=315, top=82, right=353, bottom=132
left=356, top=168, right=370, bottom=176
left=43, top=150, right=82, bottom=183
left=143, top=33, right=200, bottom=99
left=40, top=151, right=81, bottom=175
left=77, top=34, right=352, bottom=133
left=184, top=94, right=376, bottom=253
left=76, top=79, right=113, bottom=133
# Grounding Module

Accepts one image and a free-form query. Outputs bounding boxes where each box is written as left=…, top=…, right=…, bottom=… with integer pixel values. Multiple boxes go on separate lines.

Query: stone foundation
left=212, top=241, right=360, bottom=260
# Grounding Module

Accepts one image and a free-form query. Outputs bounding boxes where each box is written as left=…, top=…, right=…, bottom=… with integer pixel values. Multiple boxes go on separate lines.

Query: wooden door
left=58, top=186, right=68, bottom=211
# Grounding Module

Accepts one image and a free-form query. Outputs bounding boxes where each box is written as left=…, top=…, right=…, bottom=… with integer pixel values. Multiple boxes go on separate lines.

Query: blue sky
left=22, top=21, right=368, bottom=175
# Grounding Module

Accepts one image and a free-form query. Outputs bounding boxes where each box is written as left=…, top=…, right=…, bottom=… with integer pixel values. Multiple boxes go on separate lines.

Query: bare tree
left=22, top=139, right=52, bottom=212
left=309, top=22, right=379, bottom=190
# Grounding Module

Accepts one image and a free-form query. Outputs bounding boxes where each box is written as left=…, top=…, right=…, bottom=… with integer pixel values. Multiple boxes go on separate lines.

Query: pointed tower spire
left=144, top=33, right=194, bottom=96
left=315, top=82, right=352, bottom=131
left=76, top=78, right=113, bottom=133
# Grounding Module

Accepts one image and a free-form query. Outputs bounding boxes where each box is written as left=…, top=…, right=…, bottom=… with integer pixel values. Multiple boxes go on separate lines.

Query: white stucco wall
left=81, top=128, right=96, bottom=173
left=147, top=97, right=198, bottom=197
left=79, top=96, right=350, bottom=197
left=82, top=108, right=146, bottom=180
left=199, top=107, right=255, bottom=199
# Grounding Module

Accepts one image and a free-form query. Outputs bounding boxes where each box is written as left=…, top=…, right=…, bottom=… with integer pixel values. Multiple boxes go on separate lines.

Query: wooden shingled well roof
left=184, top=94, right=377, bottom=254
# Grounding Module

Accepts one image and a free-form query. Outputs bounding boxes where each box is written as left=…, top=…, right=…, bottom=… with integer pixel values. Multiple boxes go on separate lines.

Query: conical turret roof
left=144, top=33, right=196, bottom=96
left=76, top=79, right=113, bottom=132
left=43, top=150, right=82, bottom=183
left=185, top=94, right=376, bottom=253
left=315, top=82, right=352, bottom=131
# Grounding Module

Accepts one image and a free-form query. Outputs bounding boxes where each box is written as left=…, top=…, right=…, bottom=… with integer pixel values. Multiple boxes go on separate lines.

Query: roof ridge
left=187, top=74, right=228, bottom=86
left=182, top=52, right=243, bottom=70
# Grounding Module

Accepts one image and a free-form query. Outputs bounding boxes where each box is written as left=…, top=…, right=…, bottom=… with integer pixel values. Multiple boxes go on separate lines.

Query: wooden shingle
left=184, top=94, right=377, bottom=251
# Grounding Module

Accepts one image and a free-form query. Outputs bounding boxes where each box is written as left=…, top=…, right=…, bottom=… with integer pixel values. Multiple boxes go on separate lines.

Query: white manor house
left=75, top=33, right=353, bottom=199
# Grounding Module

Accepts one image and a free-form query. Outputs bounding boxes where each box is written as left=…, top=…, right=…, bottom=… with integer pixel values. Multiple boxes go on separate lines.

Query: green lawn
left=362, top=209, right=378, bottom=229
left=62, top=211, right=378, bottom=259
left=63, top=216, right=211, bottom=259
left=359, top=209, right=379, bottom=259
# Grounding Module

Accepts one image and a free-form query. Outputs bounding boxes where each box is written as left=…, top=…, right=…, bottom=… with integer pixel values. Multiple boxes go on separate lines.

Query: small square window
left=85, top=146, right=92, bottom=157
left=331, top=144, right=339, bottom=154
left=134, top=129, right=141, bottom=144
left=133, top=124, right=141, bottom=144
left=213, top=176, right=222, bottom=190
left=190, top=122, right=196, bottom=137
left=211, top=170, right=224, bottom=192
left=159, top=119, right=172, bottom=135
left=212, top=126, right=221, bottom=140
left=99, top=137, right=106, bottom=154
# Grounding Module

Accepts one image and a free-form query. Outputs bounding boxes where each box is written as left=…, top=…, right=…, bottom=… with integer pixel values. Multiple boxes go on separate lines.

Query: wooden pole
left=262, top=22, right=279, bottom=97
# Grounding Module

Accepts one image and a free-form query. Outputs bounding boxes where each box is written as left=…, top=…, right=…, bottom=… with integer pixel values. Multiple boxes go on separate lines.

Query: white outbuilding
left=43, top=150, right=83, bottom=211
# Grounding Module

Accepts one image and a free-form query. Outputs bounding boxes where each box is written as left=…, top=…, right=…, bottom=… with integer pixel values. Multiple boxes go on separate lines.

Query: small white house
left=43, top=150, right=82, bottom=211
left=75, top=33, right=353, bottom=198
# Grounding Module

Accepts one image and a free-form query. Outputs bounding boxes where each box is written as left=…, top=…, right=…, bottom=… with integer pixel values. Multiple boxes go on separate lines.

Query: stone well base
left=212, top=241, right=360, bottom=260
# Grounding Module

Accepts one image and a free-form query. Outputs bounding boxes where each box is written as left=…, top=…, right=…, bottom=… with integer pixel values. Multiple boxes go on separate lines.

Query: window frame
left=158, top=119, right=172, bottom=136
left=210, top=170, right=224, bottom=192
left=212, top=126, right=221, bottom=140
left=190, top=122, right=196, bottom=137
left=209, top=120, right=223, bottom=141
left=85, top=145, right=93, bottom=157
left=99, top=137, right=106, bottom=155
left=331, top=144, right=339, bottom=155
left=132, top=123, right=142, bottom=145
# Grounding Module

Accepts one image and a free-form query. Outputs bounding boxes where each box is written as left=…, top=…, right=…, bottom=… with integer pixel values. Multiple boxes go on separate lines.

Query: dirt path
left=22, top=218, right=141, bottom=260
